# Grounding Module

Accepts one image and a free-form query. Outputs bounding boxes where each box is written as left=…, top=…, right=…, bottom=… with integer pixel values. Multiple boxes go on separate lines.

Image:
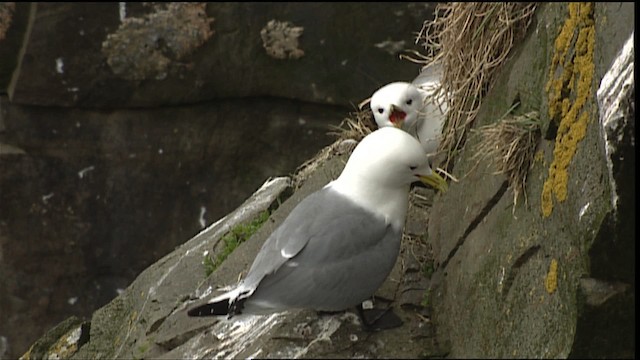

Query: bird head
left=370, top=82, right=426, bottom=132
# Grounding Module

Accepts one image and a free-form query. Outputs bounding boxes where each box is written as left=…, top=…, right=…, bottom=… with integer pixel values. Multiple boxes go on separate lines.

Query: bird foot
left=356, top=303, right=403, bottom=332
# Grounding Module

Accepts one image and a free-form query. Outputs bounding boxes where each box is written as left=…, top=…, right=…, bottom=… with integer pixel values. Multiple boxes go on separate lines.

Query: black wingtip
left=187, top=300, right=230, bottom=317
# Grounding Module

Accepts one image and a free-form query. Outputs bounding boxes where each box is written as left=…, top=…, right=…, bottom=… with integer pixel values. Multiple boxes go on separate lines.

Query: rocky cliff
left=0, top=3, right=436, bottom=358
left=4, top=2, right=634, bottom=359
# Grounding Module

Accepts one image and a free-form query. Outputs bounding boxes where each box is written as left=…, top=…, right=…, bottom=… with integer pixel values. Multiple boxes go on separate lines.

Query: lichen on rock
left=544, top=258, right=558, bottom=294
left=260, top=20, right=305, bottom=60
left=101, top=3, right=214, bottom=81
left=542, top=2, right=595, bottom=217
left=0, top=2, right=15, bottom=40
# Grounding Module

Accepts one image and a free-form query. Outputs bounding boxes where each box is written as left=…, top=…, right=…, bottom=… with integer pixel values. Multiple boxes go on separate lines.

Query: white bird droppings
left=579, top=202, right=590, bottom=220
left=78, top=165, right=95, bottom=179
left=199, top=206, right=207, bottom=229
left=56, top=58, right=64, bottom=74
left=119, top=2, right=126, bottom=21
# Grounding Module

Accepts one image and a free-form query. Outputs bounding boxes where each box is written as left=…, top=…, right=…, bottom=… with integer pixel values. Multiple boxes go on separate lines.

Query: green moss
left=202, top=253, right=216, bottom=277
left=136, top=340, right=149, bottom=356
left=422, top=259, right=436, bottom=279
left=421, top=288, right=432, bottom=308
left=203, top=210, right=271, bottom=276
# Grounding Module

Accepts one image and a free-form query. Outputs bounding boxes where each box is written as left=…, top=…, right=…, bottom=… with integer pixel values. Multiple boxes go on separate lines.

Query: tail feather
left=187, top=287, right=250, bottom=317
left=188, top=298, right=232, bottom=316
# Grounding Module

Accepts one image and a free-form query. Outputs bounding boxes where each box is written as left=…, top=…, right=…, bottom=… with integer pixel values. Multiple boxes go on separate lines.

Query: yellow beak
left=418, top=171, right=448, bottom=193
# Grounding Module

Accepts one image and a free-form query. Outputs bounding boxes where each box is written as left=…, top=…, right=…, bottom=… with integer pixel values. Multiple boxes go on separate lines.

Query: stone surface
left=0, top=95, right=344, bottom=359
left=1, top=3, right=31, bottom=90
left=0, top=3, right=441, bottom=358
left=427, top=2, right=634, bottom=358
left=11, top=2, right=636, bottom=359
left=570, top=25, right=635, bottom=359
left=6, top=3, right=436, bottom=108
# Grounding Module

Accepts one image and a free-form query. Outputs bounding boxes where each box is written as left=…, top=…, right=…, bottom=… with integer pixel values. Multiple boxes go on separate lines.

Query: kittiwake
left=370, top=63, right=447, bottom=159
left=188, top=127, right=447, bottom=325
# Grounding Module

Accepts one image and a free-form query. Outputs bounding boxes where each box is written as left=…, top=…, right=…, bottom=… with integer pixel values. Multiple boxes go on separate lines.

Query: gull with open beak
left=369, top=63, right=447, bottom=160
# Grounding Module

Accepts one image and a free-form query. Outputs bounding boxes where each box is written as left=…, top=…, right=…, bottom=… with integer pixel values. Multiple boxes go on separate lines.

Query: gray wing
left=242, top=188, right=332, bottom=286
left=242, top=187, right=402, bottom=313
left=411, top=63, right=447, bottom=155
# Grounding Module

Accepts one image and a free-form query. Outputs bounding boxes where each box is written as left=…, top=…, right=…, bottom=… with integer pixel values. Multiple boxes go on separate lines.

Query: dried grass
left=472, top=110, right=541, bottom=211
left=329, top=108, right=377, bottom=141
left=406, top=3, right=537, bottom=170
left=297, top=3, right=538, bottom=195
left=291, top=109, right=376, bottom=189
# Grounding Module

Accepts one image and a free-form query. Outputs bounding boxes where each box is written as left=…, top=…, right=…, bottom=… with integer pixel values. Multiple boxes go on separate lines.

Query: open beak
left=389, top=105, right=406, bottom=128
left=418, top=171, right=448, bottom=193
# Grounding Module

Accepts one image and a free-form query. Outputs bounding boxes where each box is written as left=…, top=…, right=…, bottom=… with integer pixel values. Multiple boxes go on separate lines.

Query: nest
left=304, top=3, right=539, bottom=197
left=329, top=109, right=377, bottom=142
left=472, top=110, right=541, bottom=211
left=404, top=2, right=537, bottom=169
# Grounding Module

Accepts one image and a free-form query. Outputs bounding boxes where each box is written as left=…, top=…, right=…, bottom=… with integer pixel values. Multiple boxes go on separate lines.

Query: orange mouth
left=390, top=109, right=406, bottom=126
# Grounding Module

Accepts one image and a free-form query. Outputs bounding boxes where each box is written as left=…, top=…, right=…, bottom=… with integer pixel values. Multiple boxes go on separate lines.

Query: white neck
left=325, top=175, right=409, bottom=230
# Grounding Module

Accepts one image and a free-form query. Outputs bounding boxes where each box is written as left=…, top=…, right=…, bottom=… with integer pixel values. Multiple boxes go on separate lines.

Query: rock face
left=5, top=3, right=436, bottom=108
left=0, top=96, right=345, bottom=359
left=0, top=3, right=437, bottom=359
left=427, top=3, right=634, bottom=358
left=8, top=2, right=636, bottom=359
left=22, top=150, right=445, bottom=360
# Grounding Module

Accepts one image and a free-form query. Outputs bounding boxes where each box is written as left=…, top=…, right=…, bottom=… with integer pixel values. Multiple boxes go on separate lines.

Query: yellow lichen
left=545, top=258, right=559, bottom=294
left=541, top=180, right=554, bottom=217
left=45, top=326, right=82, bottom=359
left=541, top=2, right=595, bottom=217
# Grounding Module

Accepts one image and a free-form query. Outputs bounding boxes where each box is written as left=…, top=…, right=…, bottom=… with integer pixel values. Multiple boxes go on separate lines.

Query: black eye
left=406, top=99, right=413, bottom=105
left=377, top=108, right=384, bottom=114
left=409, top=165, right=417, bottom=170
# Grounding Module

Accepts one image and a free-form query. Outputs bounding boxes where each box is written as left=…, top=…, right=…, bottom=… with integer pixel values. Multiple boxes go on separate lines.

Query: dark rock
left=0, top=2, right=31, bottom=90
left=7, top=3, right=436, bottom=108
left=0, top=95, right=344, bottom=359
left=569, top=25, right=635, bottom=359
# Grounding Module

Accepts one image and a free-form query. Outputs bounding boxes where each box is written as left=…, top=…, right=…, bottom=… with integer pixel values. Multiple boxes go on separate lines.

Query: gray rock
left=61, top=154, right=443, bottom=359
left=428, top=3, right=634, bottom=358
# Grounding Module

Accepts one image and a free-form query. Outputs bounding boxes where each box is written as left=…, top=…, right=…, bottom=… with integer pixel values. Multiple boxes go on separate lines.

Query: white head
left=339, top=127, right=433, bottom=187
left=370, top=82, right=426, bottom=132
left=329, top=127, right=447, bottom=227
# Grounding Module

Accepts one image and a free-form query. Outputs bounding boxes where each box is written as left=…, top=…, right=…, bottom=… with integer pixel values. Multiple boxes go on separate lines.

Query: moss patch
left=203, top=210, right=271, bottom=276
left=541, top=2, right=595, bottom=217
